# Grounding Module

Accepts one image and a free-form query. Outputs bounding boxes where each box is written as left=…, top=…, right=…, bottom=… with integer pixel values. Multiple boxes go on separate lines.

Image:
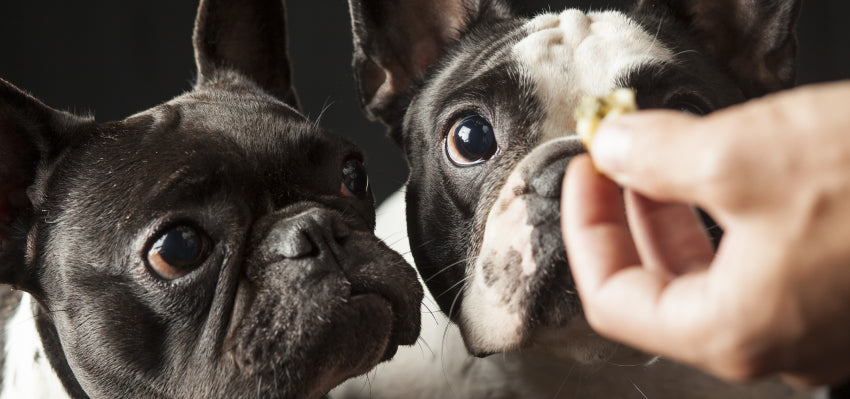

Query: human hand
left=562, top=82, right=850, bottom=386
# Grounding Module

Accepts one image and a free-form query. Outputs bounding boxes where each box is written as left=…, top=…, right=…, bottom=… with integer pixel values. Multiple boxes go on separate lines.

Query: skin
left=562, top=81, right=850, bottom=387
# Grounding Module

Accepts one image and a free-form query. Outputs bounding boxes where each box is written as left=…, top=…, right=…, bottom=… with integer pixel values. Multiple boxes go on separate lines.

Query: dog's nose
left=528, top=156, right=572, bottom=199
left=519, top=136, right=585, bottom=200
left=263, top=208, right=351, bottom=260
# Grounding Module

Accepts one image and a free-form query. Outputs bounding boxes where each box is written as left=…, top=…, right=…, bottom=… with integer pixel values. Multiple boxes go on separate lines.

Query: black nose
left=528, top=156, right=572, bottom=199
left=262, top=208, right=351, bottom=261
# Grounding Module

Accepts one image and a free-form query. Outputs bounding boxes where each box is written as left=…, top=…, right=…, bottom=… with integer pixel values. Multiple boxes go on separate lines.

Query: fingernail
left=590, top=120, right=632, bottom=176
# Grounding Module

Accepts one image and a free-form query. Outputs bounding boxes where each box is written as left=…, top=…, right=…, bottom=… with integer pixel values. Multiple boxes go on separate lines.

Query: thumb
left=589, top=110, right=720, bottom=205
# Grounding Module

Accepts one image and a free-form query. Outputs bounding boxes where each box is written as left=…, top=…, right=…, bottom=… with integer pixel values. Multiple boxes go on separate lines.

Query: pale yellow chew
left=574, top=88, right=637, bottom=151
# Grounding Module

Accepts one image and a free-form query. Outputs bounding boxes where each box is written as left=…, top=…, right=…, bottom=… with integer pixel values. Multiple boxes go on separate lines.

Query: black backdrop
left=1, top=1, right=848, bottom=203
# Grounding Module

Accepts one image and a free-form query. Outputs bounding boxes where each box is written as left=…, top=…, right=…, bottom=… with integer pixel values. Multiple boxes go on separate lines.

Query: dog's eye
left=445, top=115, right=499, bottom=166
left=675, top=101, right=707, bottom=115
left=147, top=225, right=210, bottom=280
left=668, top=95, right=710, bottom=116
left=340, top=159, right=369, bottom=197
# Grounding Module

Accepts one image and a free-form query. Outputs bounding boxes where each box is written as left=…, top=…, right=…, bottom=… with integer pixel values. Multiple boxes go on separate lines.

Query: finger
left=564, top=156, right=715, bottom=362
left=582, top=266, right=715, bottom=369
left=562, top=155, right=640, bottom=293
left=588, top=111, right=725, bottom=208
left=624, top=190, right=714, bottom=276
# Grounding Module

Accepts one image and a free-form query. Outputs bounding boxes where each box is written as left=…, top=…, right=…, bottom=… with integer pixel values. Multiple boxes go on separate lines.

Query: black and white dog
left=333, top=0, right=823, bottom=397
left=0, top=0, right=422, bottom=397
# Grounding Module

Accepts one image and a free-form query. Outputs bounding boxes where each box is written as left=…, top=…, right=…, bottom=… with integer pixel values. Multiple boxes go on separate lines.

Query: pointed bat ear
left=638, top=0, right=802, bottom=97
left=193, top=0, right=301, bottom=110
left=0, top=79, right=91, bottom=292
left=347, top=0, right=511, bottom=136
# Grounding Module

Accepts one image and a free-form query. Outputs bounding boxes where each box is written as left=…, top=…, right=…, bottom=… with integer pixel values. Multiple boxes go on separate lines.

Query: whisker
left=421, top=302, right=440, bottom=325
left=439, top=282, right=467, bottom=365
left=671, top=49, right=700, bottom=58
left=434, top=275, right=470, bottom=301
left=382, top=234, right=410, bottom=250
left=630, top=378, right=649, bottom=399
left=424, top=256, right=476, bottom=283
left=416, top=334, right=435, bottom=357
left=649, top=13, right=665, bottom=52
left=552, top=360, right=578, bottom=398
left=312, top=97, right=335, bottom=127
left=608, top=352, right=659, bottom=368
left=445, top=276, right=470, bottom=320
left=366, top=370, right=374, bottom=399
left=407, top=238, right=437, bottom=254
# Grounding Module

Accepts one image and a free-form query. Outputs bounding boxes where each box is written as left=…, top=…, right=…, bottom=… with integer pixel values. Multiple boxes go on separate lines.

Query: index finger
left=562, top=155, right=714, bottom=362
left=562, top=155, right=640, bottom=292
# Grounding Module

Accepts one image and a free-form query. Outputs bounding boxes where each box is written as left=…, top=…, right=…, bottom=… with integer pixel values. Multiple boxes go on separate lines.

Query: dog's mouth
left=455, top=138, right=585, bottom=355
left=347, top=274, right=422, bottom=361
left=346, top=293, right=402, bottom=361
left=222, top=228, right=422, bottom=397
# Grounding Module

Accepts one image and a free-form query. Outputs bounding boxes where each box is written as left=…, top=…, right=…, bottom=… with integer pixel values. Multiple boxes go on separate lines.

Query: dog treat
left=574, top=88, right=637, bottom=151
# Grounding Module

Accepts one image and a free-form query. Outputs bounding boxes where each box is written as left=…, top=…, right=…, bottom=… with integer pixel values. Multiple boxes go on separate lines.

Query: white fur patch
left=1, top=294, right=68, bottom=399
left=513, top=10, right=674, bottom=142
left=459, top=172, right=532, bottom=353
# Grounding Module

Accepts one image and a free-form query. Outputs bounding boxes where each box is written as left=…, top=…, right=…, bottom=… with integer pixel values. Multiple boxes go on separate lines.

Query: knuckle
left=693, top=140, right=748, bottom=209
left=715, top=356, right=771, bottom=382
left=702, top=329, right=777, bottom=382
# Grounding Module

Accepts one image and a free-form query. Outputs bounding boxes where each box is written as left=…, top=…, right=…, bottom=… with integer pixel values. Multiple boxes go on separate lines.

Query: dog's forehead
left=513, top=10, right=673, bottom=140
left=143, top=87, right=358, bottom=164
left=101, top=87, right=360, bottom=207
left=164, top=88, right=307, bottom=144
left=515, top=10, right=672, bottom=90
left=417, top=9, right=673, bottom=143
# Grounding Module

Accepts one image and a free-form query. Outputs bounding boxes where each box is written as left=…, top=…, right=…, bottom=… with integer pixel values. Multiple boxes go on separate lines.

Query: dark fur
left=0, top=0, right=422, bottom=397
left=347, top=0, right=800, bottom=351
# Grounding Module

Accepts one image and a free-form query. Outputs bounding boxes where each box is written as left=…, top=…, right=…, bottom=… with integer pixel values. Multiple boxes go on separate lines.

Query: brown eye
left=146, top=225, right=209, bottom=280
left=445, top=115, right=499, bottom=166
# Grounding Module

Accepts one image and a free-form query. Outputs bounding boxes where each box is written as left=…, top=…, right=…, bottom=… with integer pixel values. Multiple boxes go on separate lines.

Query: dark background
left=1, top=1, right=848, bottom=204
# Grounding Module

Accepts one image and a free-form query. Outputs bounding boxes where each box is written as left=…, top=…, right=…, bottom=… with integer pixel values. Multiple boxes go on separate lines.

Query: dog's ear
left=639, top=0, right=802, bottom=97
left=0, top=79, right=90, bottom=291
left=347, top=0, right=512, bottom=134
left=193, top=0, right=300, bottom=110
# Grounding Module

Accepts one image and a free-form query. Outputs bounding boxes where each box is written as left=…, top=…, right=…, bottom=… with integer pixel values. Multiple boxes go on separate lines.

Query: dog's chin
left=221, top=254, right=419, bottom=398
left=342, top=293, right=403, bottom=362
left=459, top=307, right=657, bottom=367
left=226, top=289, right=402, bottom=399
left=302, top=293, right=400, bottom=397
